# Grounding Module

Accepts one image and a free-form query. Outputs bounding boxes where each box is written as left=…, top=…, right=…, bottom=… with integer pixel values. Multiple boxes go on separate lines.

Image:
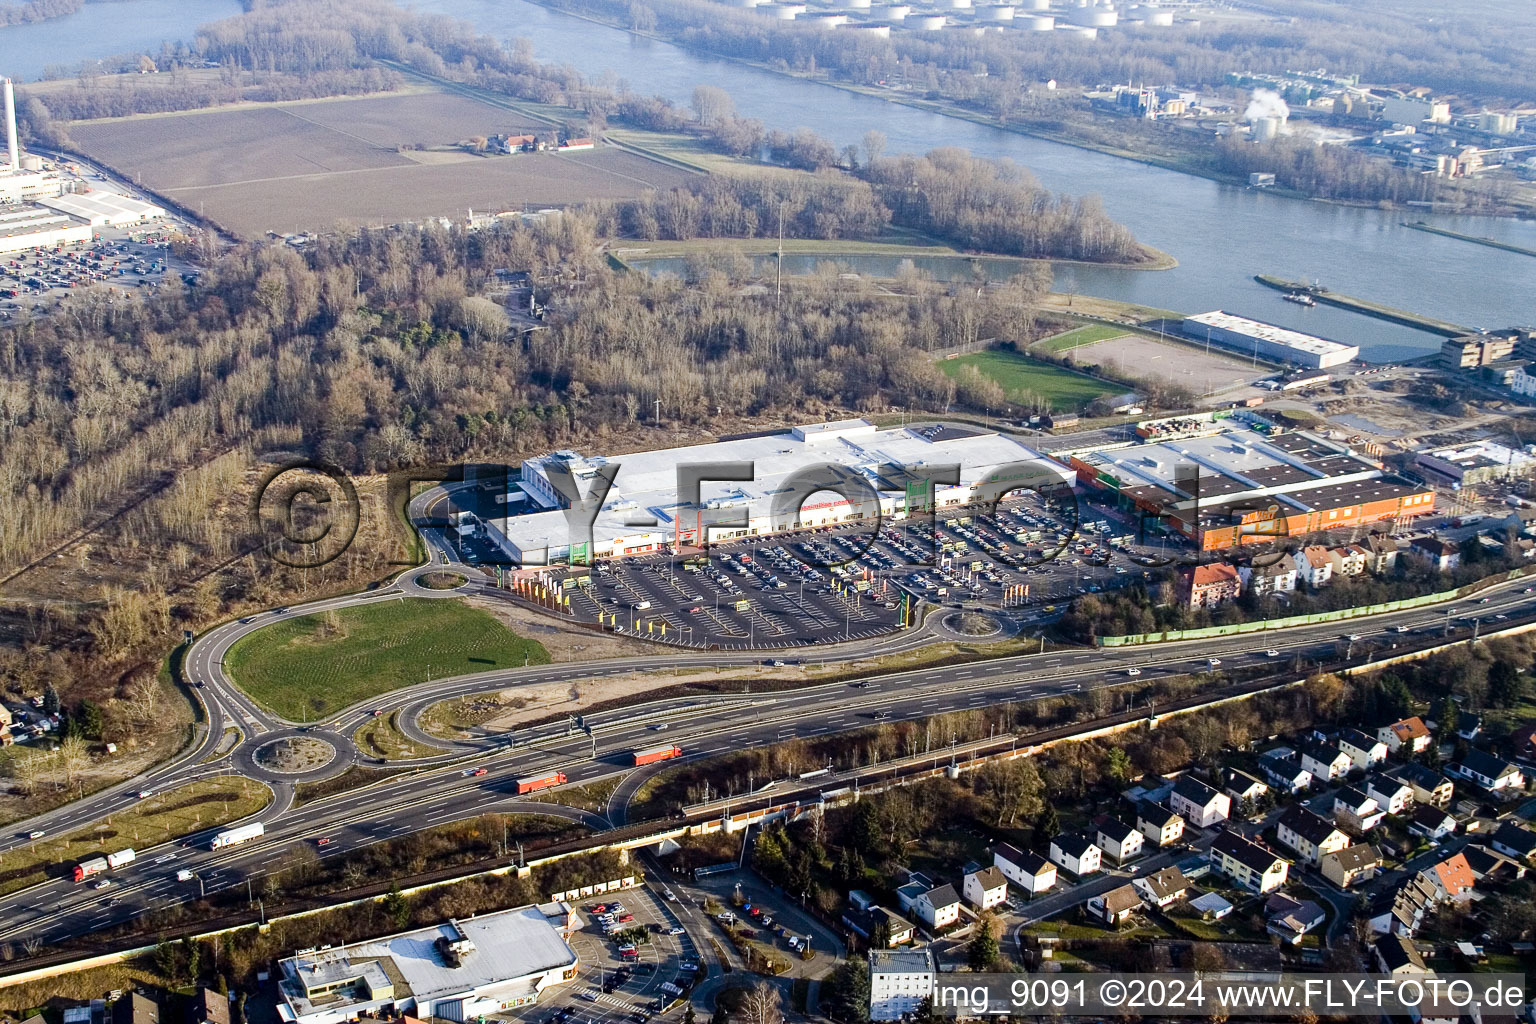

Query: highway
left=1, top=482, right=1531, bottom=952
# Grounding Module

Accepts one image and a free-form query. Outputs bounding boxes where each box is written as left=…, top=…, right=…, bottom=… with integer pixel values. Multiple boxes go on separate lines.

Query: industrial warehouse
left=1182, top=310, right=1360, bottom=369
left=494, top=419, right=1073, bottom=564
left=276, top=904, right=579, bottom=1024
left=1061, top=412, right=1434, bottom=550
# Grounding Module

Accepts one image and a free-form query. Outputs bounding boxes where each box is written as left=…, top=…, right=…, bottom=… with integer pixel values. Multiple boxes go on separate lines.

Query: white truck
left=210, top=821, right=265, bottom=850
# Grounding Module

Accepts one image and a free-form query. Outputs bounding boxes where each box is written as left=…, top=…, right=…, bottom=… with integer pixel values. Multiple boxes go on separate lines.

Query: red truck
left=516, top=770, right=567, bottom=794
left=633, top=744, right=682, bottom=767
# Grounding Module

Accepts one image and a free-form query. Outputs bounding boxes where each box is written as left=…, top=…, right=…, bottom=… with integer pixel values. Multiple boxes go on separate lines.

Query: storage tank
left=18, top=154, right=42, bottom=171
left=843, top=0, right=872, bottom=11
left=1252, top=116, right=1280, bottom=141
left=1070, top=5, right=1117, bottom=26
left=881, top=4, right=911, bottom=18
left=728, top=0, right=764, bottom=8
left=943, top=0, right=973, bottom=11
left=1021, top=13, right=1054, bottom=29
left=980, top=4, right=1016, bottom=21
left=912, top=13, right=947, bottom=28
left=803, top=12, right=848, bottom=27
left=1144, top=7, right=1173, bottom=25
left=768, top=3, right=805, bottom=17
left=1055, top=22, right=1096, bottom=37
left=849, top=21, right=892, bottom=34
left=1018, top=0, right=1048, bottom=8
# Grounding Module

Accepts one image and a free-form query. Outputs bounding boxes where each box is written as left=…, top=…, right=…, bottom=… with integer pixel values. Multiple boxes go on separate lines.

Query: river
left=0, top=0, right=243, bottom=82
left=9, top=0, right=1535, bottom=361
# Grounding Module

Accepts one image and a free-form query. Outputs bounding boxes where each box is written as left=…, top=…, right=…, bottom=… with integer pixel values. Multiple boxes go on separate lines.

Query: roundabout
left=233, top=728, right=357, bottom=783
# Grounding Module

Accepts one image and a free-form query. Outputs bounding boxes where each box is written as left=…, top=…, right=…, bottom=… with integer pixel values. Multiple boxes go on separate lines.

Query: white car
left=1346, top=633, right=1362, bottom=641
left=669, top=926, right=686, bottom=935
left=1207, top=657, right=1221, bottom=667
left=1265, top=649, right=1280, bottom=657
left=1125, top=667, right=1141, bottom=676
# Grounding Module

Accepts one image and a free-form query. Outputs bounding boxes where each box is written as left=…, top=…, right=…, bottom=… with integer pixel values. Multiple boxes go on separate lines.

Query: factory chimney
left=3, top=79, right=18, bottom=174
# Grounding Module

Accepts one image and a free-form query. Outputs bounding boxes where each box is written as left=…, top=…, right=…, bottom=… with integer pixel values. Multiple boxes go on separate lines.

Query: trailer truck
left=632, top=744, right=682, bottom=767
left=73, top=848, right=136, bottom=882
left=210, top=822, right=265, bottom=850
left=515, top=770, right=567, bottom=794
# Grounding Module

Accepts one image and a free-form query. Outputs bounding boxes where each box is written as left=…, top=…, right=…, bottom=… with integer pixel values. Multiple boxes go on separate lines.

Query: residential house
left=962, top=867, right=1008, bottom=911
left=186, top=990, right=229, bottom=1024
left=1374, top=934, right=1430, bottom=976
left=1258, top=752, right=1313, bottom=795
left=1377, top=716, right=1432, bottom=755
left=1409, top=804, right=1457, bottom=841
left=1294, top=546, right=1335, bottom=587
left=1321, top=845, right=1382, bottom=889
left=1450, top=749, right=1525, bottom=793
left=1363, top=533, right=1399, bottom=574
left=1095, top=817, right=1144, bottom=863
left=908, top=884, right=962, bottom=929
left=1365, top=773, right=1414, bottom=816
left=1489, top=822, right=1536, bottom=862
left=993, top=844, right=1056, bottom=896
left=1461, top=844, right=1528, bottom=884
left=113, top=995, right=160, bottom=1024
left=1049, top=833, right=1102, bottom=878
left=1133, top=866, right=1190, bottom=909
left=1383, top=762, right=1454, bottom=807
left=1220, top=768, right=1269, bottom=812
left=843, top=906, right=917, bottom=948
left=868, top=949, right=934, bottom=1021
left=1180, top=563, right=1241, bottom=608
left=1087, top=883, right=1143, bottom=927
left=1266, top=893, right=1326, bottom=945
left=1328, top=544, right=1368, bottom=578
left=1509, top=722, right=1536, bottom=760
left=1210, top=831, right=1289, bottom=894
left=1418, top=851, right=1476, bottom=902
left=1169, top=776, right=1231, bottom=829
left=1367, top=876, right=1438, bottom=936
left=1408, top=536, right=1460, bottom=571
left=1239, top=559, right=1298, bottom=596
left=1136, top=801, right=1185, bottom=847
left=1277, top=805, right=1351, bottom=865
left=1189, top=892, right=1233, bottom=920
left=1334, top=786, right=1386, bottom=833
left=1301, top=742, right=1352, bottom=783
left=1338, top=729, right=1389, bottom=770
left=1454, top=713, right=1482, bottom=742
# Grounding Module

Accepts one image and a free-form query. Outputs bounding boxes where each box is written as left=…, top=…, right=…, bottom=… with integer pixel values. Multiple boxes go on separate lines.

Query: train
left=73, top=848, right=136, bottom=883
left=515, top=770, right=567, bottom=794
left=633, top=744, right=682, bottom=767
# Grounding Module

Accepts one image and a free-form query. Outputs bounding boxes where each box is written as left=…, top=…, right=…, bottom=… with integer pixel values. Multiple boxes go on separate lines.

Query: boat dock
left=1253, top=274, right=1473, bottom=337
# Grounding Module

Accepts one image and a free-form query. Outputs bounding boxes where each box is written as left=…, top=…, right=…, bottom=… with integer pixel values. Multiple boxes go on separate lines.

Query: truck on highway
left=633, top=744, right=681, bottom=766
left=210, top=822, right=265, bottom=850
left=516, top=770, right=567, bottom=794
left=73, top=848, right=136, bottom=882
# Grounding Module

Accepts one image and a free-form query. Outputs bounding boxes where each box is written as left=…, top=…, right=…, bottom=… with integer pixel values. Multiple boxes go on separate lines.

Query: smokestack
left=4, top=79, right=18, bottom=174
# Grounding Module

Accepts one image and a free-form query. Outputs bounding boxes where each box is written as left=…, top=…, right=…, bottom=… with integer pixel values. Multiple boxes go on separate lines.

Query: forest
left=0, top=0, right=81, bottom=28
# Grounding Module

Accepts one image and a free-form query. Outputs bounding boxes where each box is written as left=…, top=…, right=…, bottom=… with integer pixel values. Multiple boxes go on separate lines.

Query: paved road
left=3, top=479, right=1532, bottom=950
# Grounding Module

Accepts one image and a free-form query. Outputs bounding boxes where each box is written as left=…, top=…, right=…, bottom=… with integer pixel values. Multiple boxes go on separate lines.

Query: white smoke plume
left=1244, top=88, right=1290, bottom=122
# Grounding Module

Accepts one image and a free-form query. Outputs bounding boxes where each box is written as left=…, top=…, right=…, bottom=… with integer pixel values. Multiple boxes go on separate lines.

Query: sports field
left=1035, top=324, right=1128, bottom=354
left=939, top=349, right=1120, bottom=411
left=224, top=598, right=549, bottom=721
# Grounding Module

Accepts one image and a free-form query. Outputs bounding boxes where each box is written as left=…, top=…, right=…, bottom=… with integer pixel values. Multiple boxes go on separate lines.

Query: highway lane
left=4, top=576, right=1534, bottom=946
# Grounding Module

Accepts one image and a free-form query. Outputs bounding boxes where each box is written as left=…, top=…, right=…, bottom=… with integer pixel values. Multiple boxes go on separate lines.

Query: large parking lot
left=450, top=491, right=1172, bottom=648
left=511, top=883, right=703, bottom=1024
left=0, top=227, right=187, bottom=319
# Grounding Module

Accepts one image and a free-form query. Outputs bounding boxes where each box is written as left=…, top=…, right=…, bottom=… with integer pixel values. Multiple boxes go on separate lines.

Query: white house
left=1169, top=776, right=1231, bottom=829
left=993, top=844, right=1056, bottom=896
left=1376, top=716, right=1431, bottom=755
left=1300, top=742, right=1352, bottom=783
left=1087, top=884, right=1143, bottom=927
left=1259, top=753, right=1313, bottom=795
left=869, top=949, right=934, bottom=1021
left=1210, top=831, right=1289, bottom=894
left=909, top=884, right=962, bottom=930
left=1365, top=774, right=1414, bottom=816
left=1450, top=749, right=1525, bottom=793
left=1511, top=362, right=1536, bottom=399
left=1383, top=762, right=1454, bottom=807
left=1136, top=801, right=1185, bottom=847
left=1220, top=768, right=1269, bottom=812
left=1133, top=865, right=1190, bottom=909
left=1049, top=833, right=1102, bottom=878
left=1334, top=786, right=1386, bottom=833
left=1095, top=818, right=1144, bottom=863
left=1277, top=805, right=1351, bottom=865
left=1294, top=546, right=1334, bottom=588
left=1409, top=805, right=1457, bottom=841
left=962, top=867, right=1008, bottom=911
left=1337, top=729, right=1388, bottom=771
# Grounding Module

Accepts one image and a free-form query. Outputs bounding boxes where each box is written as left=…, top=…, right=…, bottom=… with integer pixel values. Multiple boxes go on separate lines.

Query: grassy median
left=0, top=778, right=272, bottom=895
left=224, top=598, right=549, bottom=721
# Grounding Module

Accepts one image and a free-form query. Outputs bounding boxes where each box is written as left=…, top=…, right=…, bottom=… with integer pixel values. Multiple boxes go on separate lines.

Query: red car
left=470, top=767, right=488, bottom=777
left=591, top=904, right=609, bottom=914
left=618, top=913, right=634, bottom=923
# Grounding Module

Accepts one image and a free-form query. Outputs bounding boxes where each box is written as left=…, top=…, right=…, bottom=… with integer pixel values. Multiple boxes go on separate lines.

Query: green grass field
left=939, top=349, right=1120, bottom=411
left=225, top=599, right=549, bottom=721
left=1035, top=324, right=1127, bottom=354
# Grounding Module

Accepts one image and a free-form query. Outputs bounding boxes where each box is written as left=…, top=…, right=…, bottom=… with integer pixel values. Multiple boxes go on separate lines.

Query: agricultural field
left=66, top=90, right=692, bottom=237
left=939, top=349, right=1121, bottom=411
left=224, top=598, right=550, bottom=721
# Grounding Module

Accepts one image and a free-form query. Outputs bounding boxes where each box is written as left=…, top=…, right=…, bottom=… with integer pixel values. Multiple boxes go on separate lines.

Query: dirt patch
left=467, top=595, right=654, bottom=662
left=254, top=736, right=336, bottom=773
left=419, top=570, right=468, bottom=590
left=1068, top=333, right=1270, bottom=396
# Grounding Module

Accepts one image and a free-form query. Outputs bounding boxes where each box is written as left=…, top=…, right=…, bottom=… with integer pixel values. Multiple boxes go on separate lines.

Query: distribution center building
left=277, top=904, right=579, bottom=1024
left=497, top=419, right=1073, bottom=564
left=1182, top=311, right=1359, bottom=369
left=0, top=202, right=91, bottom=254
left=38, top=190, right=165, bottom=227
left=1061, top=412, right=1433, bottom=550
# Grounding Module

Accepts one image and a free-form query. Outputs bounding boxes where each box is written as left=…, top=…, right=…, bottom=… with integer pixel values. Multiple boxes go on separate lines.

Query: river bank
left=1253, top=274, right=1474, bottom=337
